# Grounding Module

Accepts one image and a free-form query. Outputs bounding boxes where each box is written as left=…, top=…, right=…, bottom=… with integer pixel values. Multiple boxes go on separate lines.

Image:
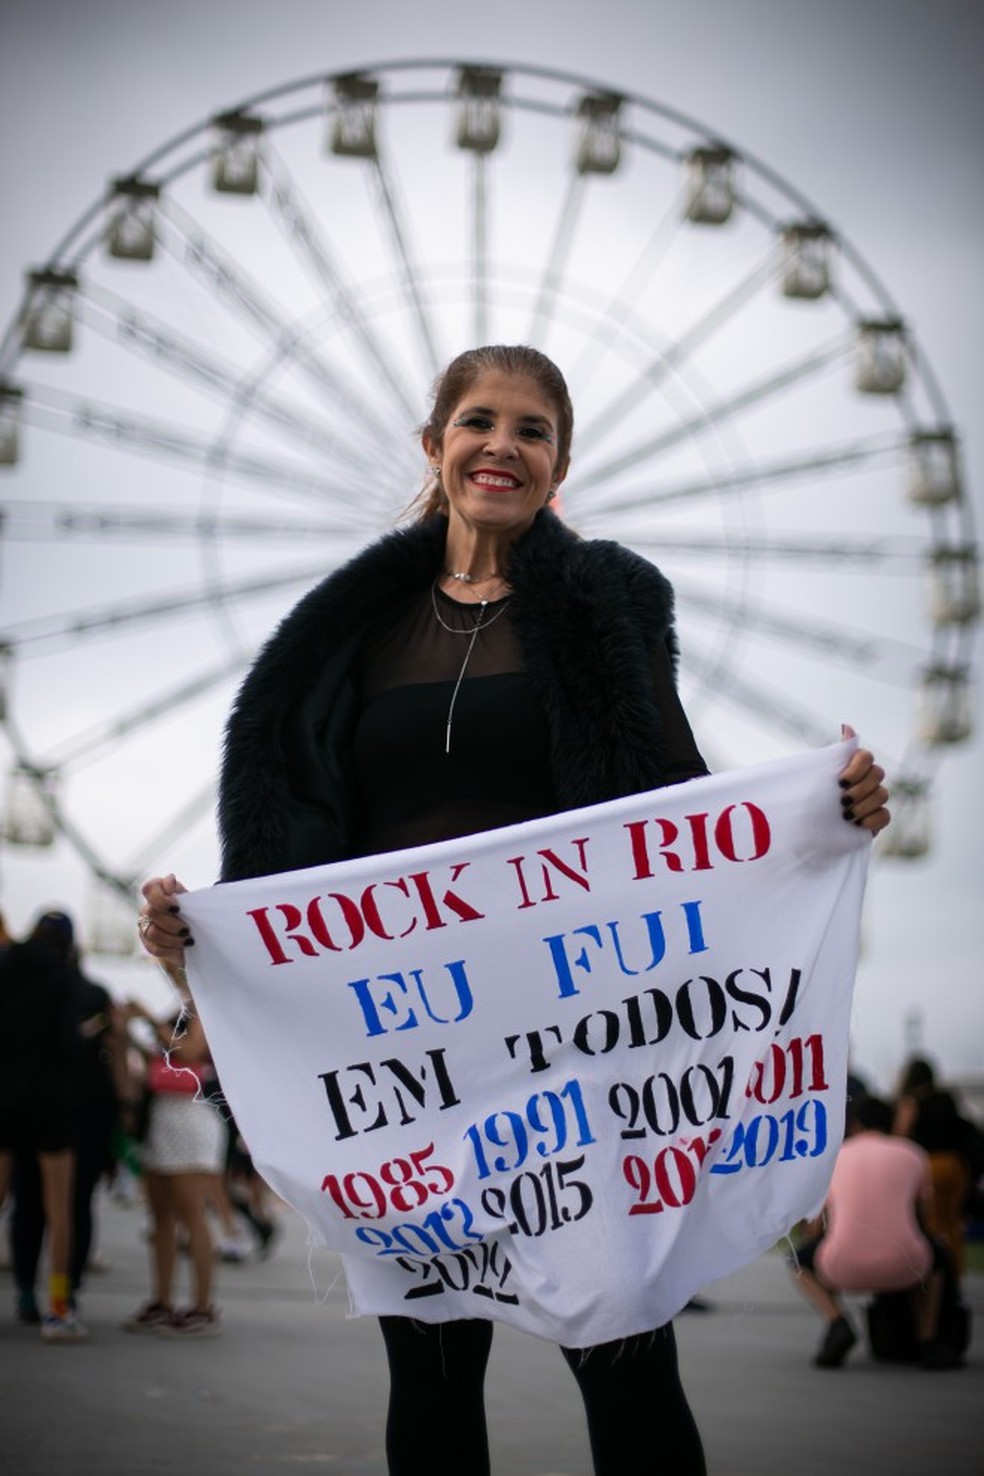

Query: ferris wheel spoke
left=526, top=173, right=587, bottom=346
left=469, top=153, right=491, bottom=345
left=566, top=180, right=688, bottom=400
left=590, top=430, right=907, bottom=516
left=0, top=501, right=365, bottom=546
left=615, top=530, right=927, bottom=570
left=260, top=146, right=422, bottom=422
left=17, top=384, right=388, bottom=514
left=684, top=641, right=840, bottom=750
left=160, top=197, right=410, bottom=459
left=577, top=252, right=779, bottom=456
left=125, top=776, right=218, bottom=881
left=575, top=332, right=850, bottom=494
left=367, top=154, right=443, bottom=378
left=4, top=561, right=331, bottom=652
left=674, top=576, right=924, bottom=682
left=41, top=654, right=250, bottom=770
left=78, top=282, right=378, bottom=477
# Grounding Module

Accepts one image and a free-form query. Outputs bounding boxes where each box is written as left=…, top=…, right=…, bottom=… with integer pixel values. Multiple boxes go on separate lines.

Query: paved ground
left=2, top=1193, right=981, bottom=1475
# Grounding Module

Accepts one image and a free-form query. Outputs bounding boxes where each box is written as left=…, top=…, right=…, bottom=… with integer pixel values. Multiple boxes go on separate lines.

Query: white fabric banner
left=181, top=740, right=870, bottom=1347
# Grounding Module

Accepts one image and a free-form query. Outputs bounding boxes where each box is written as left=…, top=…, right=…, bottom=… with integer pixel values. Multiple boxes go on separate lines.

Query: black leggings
left=378, top=1315, right=706, bottom=1476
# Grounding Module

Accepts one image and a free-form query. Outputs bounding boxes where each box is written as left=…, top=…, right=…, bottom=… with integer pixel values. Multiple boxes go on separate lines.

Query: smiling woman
left=136, top=340, right=888, bottom=1476
left=417, top=344, right=574, bottom=560
left=429, top=369, right=563, bottom=578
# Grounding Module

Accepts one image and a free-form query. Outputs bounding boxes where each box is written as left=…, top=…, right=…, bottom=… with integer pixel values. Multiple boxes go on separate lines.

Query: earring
left=546, top=486, right=557, bottom=502
left=431, top=464, right=442, bottom=482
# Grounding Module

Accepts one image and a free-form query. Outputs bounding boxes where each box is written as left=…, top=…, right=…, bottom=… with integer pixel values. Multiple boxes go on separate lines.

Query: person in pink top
left=789, top=1095, right=961, bottom=1369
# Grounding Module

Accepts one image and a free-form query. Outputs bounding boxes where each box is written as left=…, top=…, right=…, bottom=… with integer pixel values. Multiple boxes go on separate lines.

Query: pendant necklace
left=431, top=582, right=511, bottom=754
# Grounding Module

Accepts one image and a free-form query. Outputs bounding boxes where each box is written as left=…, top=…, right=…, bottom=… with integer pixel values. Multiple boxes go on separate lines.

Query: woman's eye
left=451, top=415, right=554, bottom=443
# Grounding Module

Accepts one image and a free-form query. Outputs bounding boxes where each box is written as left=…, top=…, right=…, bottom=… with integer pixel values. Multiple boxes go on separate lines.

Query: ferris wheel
left=0, top=58, right=978, bottom=952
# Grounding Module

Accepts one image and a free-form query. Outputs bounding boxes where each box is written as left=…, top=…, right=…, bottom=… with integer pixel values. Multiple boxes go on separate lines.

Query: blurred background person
left=789, top=1094, right=963, bottom=1370
left=122, top=992, right=225, bottom=1337
left=0, top=909, right=87, bottom=1341
left=894, top=1055, right=978, bottom=1282
left=10, top=937, right=126, bottom=1318
left=220, top=1112, right=279, bottom=1262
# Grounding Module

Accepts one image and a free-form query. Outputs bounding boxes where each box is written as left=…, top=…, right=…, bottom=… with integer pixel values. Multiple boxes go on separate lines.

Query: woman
left=0, top=910, right=87, bottom=1342
left=8, top=939, right=124, bottom=1328
left=122, top=997, right=224, bottom=1337
left=139, top=344, right=890, bottom=1473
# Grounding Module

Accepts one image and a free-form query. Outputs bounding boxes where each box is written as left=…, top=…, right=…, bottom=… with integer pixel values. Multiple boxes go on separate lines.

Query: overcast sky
left=1, top=0, right=981, bottom=1091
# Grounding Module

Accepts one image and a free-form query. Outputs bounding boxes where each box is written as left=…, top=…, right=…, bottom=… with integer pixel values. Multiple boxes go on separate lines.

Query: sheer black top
left=352, top=583, right=705, bottom=856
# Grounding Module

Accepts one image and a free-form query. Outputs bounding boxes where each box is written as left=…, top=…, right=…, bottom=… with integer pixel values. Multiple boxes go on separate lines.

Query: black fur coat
left=218, top=509, right=705, bottom=882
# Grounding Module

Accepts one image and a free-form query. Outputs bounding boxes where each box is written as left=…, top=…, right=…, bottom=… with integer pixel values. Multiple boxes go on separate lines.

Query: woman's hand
left=839, top=725, right=890, bottom=835
left=138, top=874, right=192, bottom=968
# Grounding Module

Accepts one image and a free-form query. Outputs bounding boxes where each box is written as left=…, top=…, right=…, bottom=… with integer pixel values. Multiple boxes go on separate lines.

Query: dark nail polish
left=184, top=937, right=195, bottom=947
left=179, top=927, right=191, bottom=938
left=838, top=778, right=851, bottom=790
left=168, top=906, right=181, bottom=915
left=842, top=806, right=855, bottom=822
left=840, top=794, right=853, bottom=808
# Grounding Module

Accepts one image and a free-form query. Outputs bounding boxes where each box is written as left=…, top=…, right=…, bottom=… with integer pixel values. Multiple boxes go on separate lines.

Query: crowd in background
left=0, top=904, right=278, bottom=1342
left=0, top=901, right=981, bottom=1358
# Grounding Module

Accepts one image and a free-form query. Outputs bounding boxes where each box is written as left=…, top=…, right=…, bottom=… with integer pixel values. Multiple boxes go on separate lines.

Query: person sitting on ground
left=789, top=1094, right=962, bottom=1370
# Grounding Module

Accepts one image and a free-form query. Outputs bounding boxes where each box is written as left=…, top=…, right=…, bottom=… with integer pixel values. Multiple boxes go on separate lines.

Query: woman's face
left=422, top=369, right=566, bottom=542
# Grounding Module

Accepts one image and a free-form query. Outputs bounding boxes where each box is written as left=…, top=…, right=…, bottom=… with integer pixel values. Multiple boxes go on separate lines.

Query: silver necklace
left=444, top=569, right=504, bottom=586
left=430, top=582, right=512, bottom=754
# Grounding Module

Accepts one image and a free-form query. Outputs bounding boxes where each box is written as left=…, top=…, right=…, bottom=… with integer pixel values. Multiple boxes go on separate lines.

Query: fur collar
left=219, top=510, right=681, bottom=880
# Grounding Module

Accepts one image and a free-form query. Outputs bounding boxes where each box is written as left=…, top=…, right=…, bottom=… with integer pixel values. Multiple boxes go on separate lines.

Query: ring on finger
left=138, top=914, right=153, bottom=936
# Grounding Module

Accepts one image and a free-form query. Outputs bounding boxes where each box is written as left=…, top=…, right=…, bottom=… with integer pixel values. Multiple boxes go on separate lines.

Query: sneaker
left=41, top=1311, right=89, bottom=1343
left=813, top=1315, right=856, bottom=1368
left=156, top=1306, right=221, bottom=1338
left=122, top=1300, right=173, bottom=1334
